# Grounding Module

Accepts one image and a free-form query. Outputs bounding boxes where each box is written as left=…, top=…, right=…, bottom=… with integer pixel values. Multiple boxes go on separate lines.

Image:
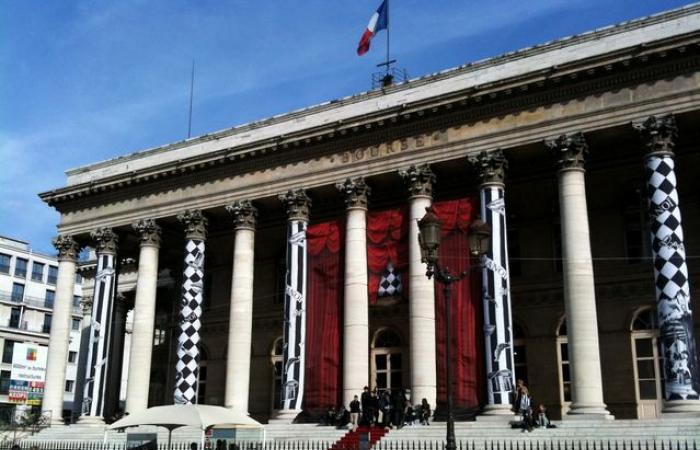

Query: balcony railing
left=0, top=291, right=81, bottom=314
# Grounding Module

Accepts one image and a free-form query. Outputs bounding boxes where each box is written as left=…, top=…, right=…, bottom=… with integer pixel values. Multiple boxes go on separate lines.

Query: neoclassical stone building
left=38, top=5, right=700, bottom=426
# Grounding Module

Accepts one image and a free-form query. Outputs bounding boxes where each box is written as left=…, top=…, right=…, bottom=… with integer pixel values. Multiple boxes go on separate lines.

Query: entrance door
left=371, top=328, right=404, bottom=393
left=631, top=308, right=663, bottom=419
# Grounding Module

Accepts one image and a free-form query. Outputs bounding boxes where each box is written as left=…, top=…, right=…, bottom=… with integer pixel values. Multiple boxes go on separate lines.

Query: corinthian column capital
left=278, top=189, right=311, bottom=222
left=633, top=114, right=677, bottom=157
left=226, top=200, right=258, bottom=230
left=469, top=150, right=508, bottom=186
left=399, top=164, right=436, bottom=198
left=52, top=235, right=80, bottom=262
left=336, top=177, right=371, bottom=209
left=177, top=209, right=208, bottom=240
left=90, top=228, right=119, bottom=255
left=546, top=132, right=588, bottom=171
left=132, top=219, right=162, bottom=248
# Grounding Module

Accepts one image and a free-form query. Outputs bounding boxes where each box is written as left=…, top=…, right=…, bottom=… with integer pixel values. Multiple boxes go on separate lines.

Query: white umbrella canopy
left=108, top=404, right=263, bottom=431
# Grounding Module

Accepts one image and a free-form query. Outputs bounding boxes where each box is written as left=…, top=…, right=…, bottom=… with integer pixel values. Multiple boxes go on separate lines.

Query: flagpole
left=187, top=59, right=195, bottom=139
left=385, top=0, right=390, bottom=75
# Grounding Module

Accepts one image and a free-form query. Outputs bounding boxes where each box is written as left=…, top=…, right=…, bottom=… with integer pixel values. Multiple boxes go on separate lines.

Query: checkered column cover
left=646, top=155, right=699, bottom=400
left=174, top=238, right=205, bottom=404
left=480, top=185, right=516, bottom=406
left=82, top=253, right=117, bottom=417
left=280, top=219, right=307, bottom=410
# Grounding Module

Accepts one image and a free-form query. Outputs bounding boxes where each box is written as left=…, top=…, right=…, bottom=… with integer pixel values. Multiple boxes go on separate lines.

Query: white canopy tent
left=107, top=404, right=264, bottom=449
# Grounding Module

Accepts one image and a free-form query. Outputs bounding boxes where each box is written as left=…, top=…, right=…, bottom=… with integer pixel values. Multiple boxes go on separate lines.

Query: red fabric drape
left=433, top=198, right=484, bottom=410
left=366, top=208, right=409, bottom=304
left=304, top=220, right=344, bottom=411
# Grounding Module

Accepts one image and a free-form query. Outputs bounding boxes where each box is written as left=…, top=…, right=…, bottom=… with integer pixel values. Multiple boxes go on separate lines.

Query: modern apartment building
left=0, top=235, right=83, bottom=422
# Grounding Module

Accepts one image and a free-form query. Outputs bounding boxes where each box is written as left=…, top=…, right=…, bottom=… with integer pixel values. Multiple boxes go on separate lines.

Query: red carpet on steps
left=329, top=426, right=389, bottom=450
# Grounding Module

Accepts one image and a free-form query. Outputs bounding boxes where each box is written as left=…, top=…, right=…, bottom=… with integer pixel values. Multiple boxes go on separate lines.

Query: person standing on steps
left=350, top=395, right=361, bottom=431
left=360, top=386, right=372, bottom=425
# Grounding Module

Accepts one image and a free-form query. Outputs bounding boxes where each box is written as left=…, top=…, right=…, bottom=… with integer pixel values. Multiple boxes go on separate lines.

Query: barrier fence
left=2, top=440, right=698, bottom=450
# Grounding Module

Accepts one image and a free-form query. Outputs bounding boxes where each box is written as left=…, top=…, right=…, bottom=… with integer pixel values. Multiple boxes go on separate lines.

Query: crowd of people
left=322, top=386, right=431, bottom=430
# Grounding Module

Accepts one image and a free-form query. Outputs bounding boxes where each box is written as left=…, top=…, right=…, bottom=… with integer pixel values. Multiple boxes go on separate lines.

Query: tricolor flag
left=357, top=0, right=388, bottom=56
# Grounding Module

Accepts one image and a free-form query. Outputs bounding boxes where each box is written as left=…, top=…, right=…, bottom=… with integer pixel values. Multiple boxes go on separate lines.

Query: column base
left=76, top=415, right=106, bottom=426
left=662, top=399, right=700, bottom=415
left=268, top=409, right=302, bottom=424
left=565, top=404, right=614, bottom=420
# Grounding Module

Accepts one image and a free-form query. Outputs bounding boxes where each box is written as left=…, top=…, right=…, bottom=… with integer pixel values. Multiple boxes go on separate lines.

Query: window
left=68, top=351, right=77, bottom=363
left=14, top=258, right=27, bottom=278
left=556, top=319, right=571, bottom=404
left=507, top=229, right=522, bottom=278
left=271, top=337, right=283, bottom=411
left=9, top=307, right=21, bottom=328
left=371, top=328, right=404, bottom=393
left=71, top=318, right=81, bottom=331
left=631, top=307, right=663, bottom=419
left=10, top=283, right=24, bottom=302
left=47, top=266, right=58, bottom=285
left=0, top=254, right=10, bottom=274
left=75, top=273, right=82, bottom=284
left=45, top=290, right=55, bottom=308
left=65, top=380, right=74, bottom=393
left=2, top=341, right=15, bottom=364
left=31, top=262, right=45, bottom=282
left=42, top=314, right=52, bottom=334
left=0, top=371, right=10, bottom=395
left=72, top=296, right=81, bottom=309
left=622, top=189, right=649, bottom=265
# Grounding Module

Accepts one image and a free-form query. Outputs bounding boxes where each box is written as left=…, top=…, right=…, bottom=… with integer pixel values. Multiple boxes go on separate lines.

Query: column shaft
left=125, top=244, right=159, bottom=412
left=42, top=253, right=77, bottom=425
left=224, top=227, right=255, bottom=412
left=558, top=168, right=609, bottom=416
left=408, top=196, right=437, bottom=407
left=343, top=208, right=369, bottom=406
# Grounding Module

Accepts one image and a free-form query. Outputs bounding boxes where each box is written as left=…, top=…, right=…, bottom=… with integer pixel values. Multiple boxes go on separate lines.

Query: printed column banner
left=480, top=186, right=515, bottom=406
left=83, top=252, right=117, bottom=416
left=280, top=219, right=308, bottom=410
left=646, top=155, right=699, bottom=400
left=9, top=343, right=47, bottom=406
left=174, top=238, right=205, bottom=404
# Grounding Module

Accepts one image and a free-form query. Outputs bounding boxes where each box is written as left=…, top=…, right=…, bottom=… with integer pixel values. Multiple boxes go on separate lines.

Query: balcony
left=0, top=291, right=81, bottom=314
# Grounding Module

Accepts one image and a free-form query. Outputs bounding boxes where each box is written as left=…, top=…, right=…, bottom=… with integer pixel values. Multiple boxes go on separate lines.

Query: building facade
left=0, top=235, right=83, bottom=423
left=38, top=5, right=700, bottom=427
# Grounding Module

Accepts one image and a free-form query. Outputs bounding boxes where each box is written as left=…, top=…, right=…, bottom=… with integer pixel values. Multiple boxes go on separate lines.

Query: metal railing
left=0, top=291, right=82, bottom=315
left=3, top=439, right=699, bottom=450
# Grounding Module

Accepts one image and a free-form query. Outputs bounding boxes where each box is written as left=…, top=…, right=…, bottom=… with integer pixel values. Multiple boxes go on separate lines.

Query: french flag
left=357, top=0, right=388, bottom=56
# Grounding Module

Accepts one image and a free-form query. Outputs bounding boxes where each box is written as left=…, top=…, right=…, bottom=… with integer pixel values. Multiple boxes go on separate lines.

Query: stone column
left=336, top=178, right=371, bottom=406
left=276, top=189, right=311, bottom=418
left=399, top=164, right=437, bottom=408
left=80, top=228, right=119, bottom=425
left=72, top=296, right=93, bottom=421
left=43, top=235, right=80, bottom=426
left=224, top=200, right=257, bottom=413
left=469, top=150, right=516, bottom=415
left=545, top=133, right=610, bottom=419
left=174, top=210, right=207, bottom=404
left=633, top=115, right=700, bottom=413
left=104, top=293, right=128, bottom=421
left=125, top=219, right=161, bottom=413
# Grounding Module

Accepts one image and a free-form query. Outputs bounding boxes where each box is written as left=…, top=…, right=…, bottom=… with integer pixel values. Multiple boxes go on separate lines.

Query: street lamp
left=418, top=207, right=491, bottom=450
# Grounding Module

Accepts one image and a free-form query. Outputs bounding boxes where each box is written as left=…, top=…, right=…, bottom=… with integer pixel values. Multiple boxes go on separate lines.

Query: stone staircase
left=329, top=426, right=388, bottom=450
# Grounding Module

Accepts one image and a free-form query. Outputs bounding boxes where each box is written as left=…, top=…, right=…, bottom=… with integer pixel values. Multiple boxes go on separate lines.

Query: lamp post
left=418, top=207, right=491, bottom=450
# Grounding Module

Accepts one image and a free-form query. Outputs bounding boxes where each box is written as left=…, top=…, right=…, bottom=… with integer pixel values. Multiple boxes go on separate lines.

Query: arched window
left=513, top=323, right=527, bottom=384
left=371, top=328, right=404, bottom=393
left=271, top=337, right=283, bottom=412
left=556, top=317, right=571, bottom=412
left=631, top=307, right=662, bottom=419
left=197, top=346, right=208, bottom=404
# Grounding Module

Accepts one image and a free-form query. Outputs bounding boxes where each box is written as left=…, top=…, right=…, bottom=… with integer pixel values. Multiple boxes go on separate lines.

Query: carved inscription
left=339, top=130, right=448, bottom=164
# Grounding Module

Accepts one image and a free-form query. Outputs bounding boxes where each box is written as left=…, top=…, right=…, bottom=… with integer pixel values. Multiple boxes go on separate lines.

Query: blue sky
left=0, top=0, right=691, bottom=254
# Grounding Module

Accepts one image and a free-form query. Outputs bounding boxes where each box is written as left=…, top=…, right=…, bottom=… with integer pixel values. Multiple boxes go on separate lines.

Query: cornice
left=39, top=33, right=700, bottom=208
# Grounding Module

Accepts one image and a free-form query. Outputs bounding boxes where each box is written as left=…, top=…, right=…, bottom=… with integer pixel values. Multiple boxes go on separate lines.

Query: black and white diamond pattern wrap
left=82, top=253, right=117, bottom=417
left=646, top=155, right=699, bottom=400
left=174, top=239, right=205, bottom=404
left=378, top=261, right=402, bottom=297
left=280, top=220, right=307, bottom=410
left=480, top=186, right=515, bottom=406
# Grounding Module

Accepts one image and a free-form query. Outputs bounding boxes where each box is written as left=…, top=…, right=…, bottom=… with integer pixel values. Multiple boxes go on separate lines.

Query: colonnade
left=41, top=115, right=699, bottom=425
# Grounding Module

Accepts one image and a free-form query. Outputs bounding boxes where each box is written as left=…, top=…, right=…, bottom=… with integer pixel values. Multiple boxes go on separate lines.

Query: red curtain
left=304, top=220, right=344, bottom=411
left=366, top=208, right=409, bottom=304
left=433, top=198, right=484, bottom=410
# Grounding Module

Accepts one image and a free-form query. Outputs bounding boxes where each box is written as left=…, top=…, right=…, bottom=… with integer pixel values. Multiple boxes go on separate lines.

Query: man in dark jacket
left=349, top=395, right=361, bottom=430
left=360, top=386, right=372, bottom=425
